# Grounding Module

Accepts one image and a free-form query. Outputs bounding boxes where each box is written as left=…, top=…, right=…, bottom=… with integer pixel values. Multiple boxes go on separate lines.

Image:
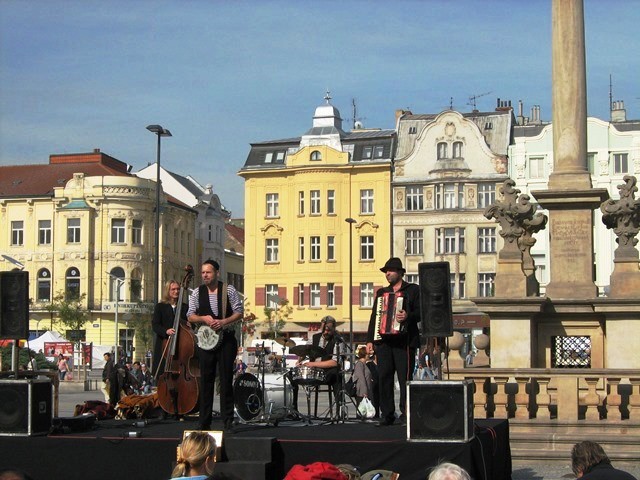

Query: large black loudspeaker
left=0, top=379, right=52, bottom=436
left=407, top=380, right=474, bottom=442
left=0, top=271, right=29, bottom=339
left=418, top=262, right=453, bottom=337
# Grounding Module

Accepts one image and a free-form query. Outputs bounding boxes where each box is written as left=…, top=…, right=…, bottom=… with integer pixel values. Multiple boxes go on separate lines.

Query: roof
left=225, top=222, right=245, bottom=254
left=167, top=170, right=204, bottom=198
left=0, top=152, right=130, bottom=197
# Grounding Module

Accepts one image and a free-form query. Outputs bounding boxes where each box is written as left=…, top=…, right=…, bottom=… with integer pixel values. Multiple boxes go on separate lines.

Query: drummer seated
left=291, top=316, right=345, bottom=416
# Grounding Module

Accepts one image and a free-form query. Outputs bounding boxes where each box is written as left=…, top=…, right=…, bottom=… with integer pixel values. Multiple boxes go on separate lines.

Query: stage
left=0, top=416, right=511, bottom=480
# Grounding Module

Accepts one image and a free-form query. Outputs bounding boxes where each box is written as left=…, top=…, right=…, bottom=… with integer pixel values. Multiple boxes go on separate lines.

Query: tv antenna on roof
left=467, top=91, right=492, bottom=111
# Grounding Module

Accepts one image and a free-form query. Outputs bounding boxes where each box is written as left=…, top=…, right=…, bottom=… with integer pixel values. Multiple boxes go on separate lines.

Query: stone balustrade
left=444, top=368, right=640, bottom=422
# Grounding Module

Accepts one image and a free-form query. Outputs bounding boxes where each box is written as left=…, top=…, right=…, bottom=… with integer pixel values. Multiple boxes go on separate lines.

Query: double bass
left=157, top=265, right=200, bottom=416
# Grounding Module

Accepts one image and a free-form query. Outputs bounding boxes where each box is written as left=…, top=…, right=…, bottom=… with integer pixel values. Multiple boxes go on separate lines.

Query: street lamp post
left=107, top=273, right=125, bottom=365
left=345, top=218, right=357, bottom=354
left=146, top=124, right=172, bottom=306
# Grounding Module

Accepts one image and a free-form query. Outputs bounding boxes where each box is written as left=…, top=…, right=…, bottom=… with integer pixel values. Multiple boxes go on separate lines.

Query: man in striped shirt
left=188, top=259, right=243, bottom=432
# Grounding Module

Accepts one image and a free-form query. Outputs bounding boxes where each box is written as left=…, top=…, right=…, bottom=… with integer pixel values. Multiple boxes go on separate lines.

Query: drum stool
left=312, top=383, right=334, bottom=419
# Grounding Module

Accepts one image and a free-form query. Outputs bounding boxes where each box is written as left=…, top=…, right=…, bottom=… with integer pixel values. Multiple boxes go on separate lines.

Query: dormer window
left=310, top=150, right=322, bottom=161
left=374, top=146, right=384, bottom=158
left=437, top=142, right=448, bottom=160
left=363, top=146, right=373, bottom=159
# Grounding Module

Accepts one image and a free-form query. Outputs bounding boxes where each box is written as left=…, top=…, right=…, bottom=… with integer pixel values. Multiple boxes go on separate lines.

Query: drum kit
left=232, top=338, right=356, bottom=425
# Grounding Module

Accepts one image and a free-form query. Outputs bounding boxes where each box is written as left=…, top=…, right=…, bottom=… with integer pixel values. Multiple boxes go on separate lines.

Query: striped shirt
left=187, top=283, right=243, bottom=319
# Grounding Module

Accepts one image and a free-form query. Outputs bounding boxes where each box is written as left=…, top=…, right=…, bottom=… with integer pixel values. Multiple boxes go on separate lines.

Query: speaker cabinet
left=0, top=379, right=52, bottom=436
left=407, top=380, right=474, bottom=442
left=418, top=262, right=453, bottom=337
left=0, top=271, right=29, bottom=340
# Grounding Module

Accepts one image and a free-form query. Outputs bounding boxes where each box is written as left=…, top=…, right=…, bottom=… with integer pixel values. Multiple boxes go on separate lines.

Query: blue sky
left=1, top=0, right=638, bottom=217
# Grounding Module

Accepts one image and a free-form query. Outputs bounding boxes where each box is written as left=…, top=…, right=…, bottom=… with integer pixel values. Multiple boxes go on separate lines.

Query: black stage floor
left=0, top=417, right=511, bottom=480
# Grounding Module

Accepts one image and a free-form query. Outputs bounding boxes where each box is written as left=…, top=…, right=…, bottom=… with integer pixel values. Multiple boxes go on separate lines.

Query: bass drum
left=233, top=373, right=293, bottom=422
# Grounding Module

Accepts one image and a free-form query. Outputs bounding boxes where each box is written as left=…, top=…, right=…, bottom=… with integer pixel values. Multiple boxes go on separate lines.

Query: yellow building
left=0, top=150, right=197, bottom=359
left=239, top=96, right=395, bottom=342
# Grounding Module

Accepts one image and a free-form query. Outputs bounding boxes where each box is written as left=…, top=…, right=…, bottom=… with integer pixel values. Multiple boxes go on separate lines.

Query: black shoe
left=397, top=414, right=407, bottom=426
left=376, top=418, right=395, bottom=427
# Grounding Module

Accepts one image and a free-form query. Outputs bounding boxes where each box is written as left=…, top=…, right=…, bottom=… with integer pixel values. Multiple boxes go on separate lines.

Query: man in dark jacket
left=366, top=257, right=420, bottom=426
left=571, top=441, right=637, bottom=479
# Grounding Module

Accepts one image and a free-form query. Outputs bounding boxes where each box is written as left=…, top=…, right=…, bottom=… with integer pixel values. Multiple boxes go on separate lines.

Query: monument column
left=532, top=0, right=608, bottom=299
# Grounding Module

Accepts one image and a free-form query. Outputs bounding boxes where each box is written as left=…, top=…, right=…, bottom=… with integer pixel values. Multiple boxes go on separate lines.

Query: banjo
left=193, top=283, right=239, bottom=351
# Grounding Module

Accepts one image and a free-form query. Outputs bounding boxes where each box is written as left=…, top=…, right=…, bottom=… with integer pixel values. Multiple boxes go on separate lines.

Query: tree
left=45, top=291, right=89, bottom=344
left=127, top=302, right=154, bottom=360
left=262, top=299, right=292, bottom=339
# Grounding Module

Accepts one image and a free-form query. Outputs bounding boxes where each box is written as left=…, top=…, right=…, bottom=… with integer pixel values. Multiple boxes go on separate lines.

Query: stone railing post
left=471, top=377, right=488, bottom=419
left=494, top=377, right=510, bottom=418
left=514, top=376, right=530, bottom=419
left=556, top=376, right=579, bottom=421
left=606, top=377, right=623, bottom=421
left=629, top=378, right=640, bottom=421
left=581, top=377, right=602, bottom=421
left=535, top=377, right=552, bottom=420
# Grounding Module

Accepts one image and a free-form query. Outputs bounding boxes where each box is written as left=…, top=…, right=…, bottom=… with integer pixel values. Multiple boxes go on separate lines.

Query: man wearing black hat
left=366, top=257, right=420, bottom=426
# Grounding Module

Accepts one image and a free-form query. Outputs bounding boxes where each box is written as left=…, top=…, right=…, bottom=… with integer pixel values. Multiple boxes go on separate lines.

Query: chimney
left=611, top=100, right=627, bottom=122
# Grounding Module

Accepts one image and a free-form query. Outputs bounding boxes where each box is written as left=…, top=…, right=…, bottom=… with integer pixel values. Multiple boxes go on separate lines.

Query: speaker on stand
left=418, top=262, right=453, bottom=338
left=0, top=271, right=29, bottom=340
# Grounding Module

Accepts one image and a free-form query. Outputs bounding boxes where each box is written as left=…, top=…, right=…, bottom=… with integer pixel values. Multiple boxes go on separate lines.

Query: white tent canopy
left=27, top=330, right=69, bottom=354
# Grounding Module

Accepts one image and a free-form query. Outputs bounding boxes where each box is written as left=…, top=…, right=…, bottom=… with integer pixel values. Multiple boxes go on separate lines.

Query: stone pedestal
left=532, top=190, right=608, bottom=299
left=495, top=244, right=527, bottom=298
left=609, top=261, right=640, bottom=298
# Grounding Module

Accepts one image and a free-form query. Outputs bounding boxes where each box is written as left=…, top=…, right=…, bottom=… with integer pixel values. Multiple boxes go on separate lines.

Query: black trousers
left=375, top=340, right=415, bottom=422
left=197, top=331, right=237, bottom=428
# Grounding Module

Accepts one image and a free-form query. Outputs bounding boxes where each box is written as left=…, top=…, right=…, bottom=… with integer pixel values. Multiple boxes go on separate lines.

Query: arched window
left=130, top=268, right=143, bottom=302
left=65, top=267, right=81, bottom=301
left=109, top=267, right=125, bottom=302
left=310, top=150, right=322, bottom=161
left=453, top=141, right=464, bottom=158
left=37, top=268, right=51, bottom=302
left=437, top=142, right=448, bottom=160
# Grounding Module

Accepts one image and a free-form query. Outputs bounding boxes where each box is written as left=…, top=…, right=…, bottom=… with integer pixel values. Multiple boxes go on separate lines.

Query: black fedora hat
left=380, top=257, right=405, bottom=273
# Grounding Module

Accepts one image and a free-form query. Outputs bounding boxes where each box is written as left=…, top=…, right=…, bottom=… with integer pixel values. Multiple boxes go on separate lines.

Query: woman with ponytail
left=171, top=431, right=216, bottom=479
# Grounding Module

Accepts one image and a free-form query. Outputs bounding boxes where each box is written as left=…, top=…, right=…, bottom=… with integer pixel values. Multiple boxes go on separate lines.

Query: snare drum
left=290, top=366, right=326, bottom=386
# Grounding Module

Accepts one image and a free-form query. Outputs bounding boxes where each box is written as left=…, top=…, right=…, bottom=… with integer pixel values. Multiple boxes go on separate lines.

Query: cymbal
left=290, top=344, right=326, bottom=359
left=275, top=337, right=296, bottom=348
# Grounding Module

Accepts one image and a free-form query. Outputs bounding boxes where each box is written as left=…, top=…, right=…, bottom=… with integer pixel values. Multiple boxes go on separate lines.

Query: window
left=437, top=142, right=448, bottom=160
left=173, top=230, right=178, bottom=252
left=406, top=229, right=424, bottom=255
left=275, top=152, right=285, bottom=163
left=297, top=283, right=305, bottom=306
left=529, top=157, right=545, bottom=178
left=38, top=220, right=52, bottom=245
left=266, top=193, right=279, bottom=218
left=266, top=284, right=279, bottom=308
left=409, top=126, right=417, bottom=134
left=109, top=267, right=125, bottom=301
left=298, top=237, right=305, bottom=261
left=362, top=146, right=373, bottom=159
left=443, top=184, right=456, bottom=209
left=360, top=189, right=374, bottom=214
left=327, top=236, right=335, bottom=261
left=310, top=283, right=321, bottom=307
left=406, top=274, right=419, bottom=284
left=327, top=190, right=335, bottom=215
left=132, top=220, right=143, bottom=245
left=360, top=283, right=374, bottom=308
left=37, top=269, right=51, bottom=302
left=265, top=153, right=273, bottom=163
left=406, top=186, right=424, bottom=211
left=436, top=227, right=465, bottom=254
left=11, top=221, right=24, bottom=246
left=111, top=219, right=126, bottom=244
left=373, top=145, right=384, bottom=158
left=478, top=183, right=496, bottom=208
left=478, top=227, right=496, bottom=253
left=310, top=236, right=321, bottom=261
left=67, top=218, right=81, bottom=243
left=310, top=150, right=322, bottom=161
left=310, top=190, right=321, bottom=215
left=458, top=273, right=466, bottom=298
left=265, top=238, right=279, bottom=263
left=298, top=191, right=305, bottom=216
left=130, top=268, right=142, bottom=302
left=65, top=267, right=81, bottom=301
left=552, top=335, right=591, bottom=368
left=450, top=273, right=466, bottom=299
left=360, top=235, right=374, bottom=260
left=208, top=225, right=213, bottom=242
left=327, top=283, right=335, bottom=307
left=587, top=152, right=596, bottom=174
left=613, top=153, right=629, bottom=174
left=453, top=141, right=463, bottom=158
left=478, top=273, right=495, bottom=297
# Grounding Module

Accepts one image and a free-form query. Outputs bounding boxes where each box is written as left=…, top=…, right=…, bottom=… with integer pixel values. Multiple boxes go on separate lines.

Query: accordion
left=373, top=291, right=405, bottom=341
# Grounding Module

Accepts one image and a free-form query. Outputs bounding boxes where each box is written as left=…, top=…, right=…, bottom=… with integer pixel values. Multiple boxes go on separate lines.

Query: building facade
left=392, top=103, right=515, bottom=342
left=239, top=96, right=395, bottom=341
left=0, top=150, right=197, bottom=357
